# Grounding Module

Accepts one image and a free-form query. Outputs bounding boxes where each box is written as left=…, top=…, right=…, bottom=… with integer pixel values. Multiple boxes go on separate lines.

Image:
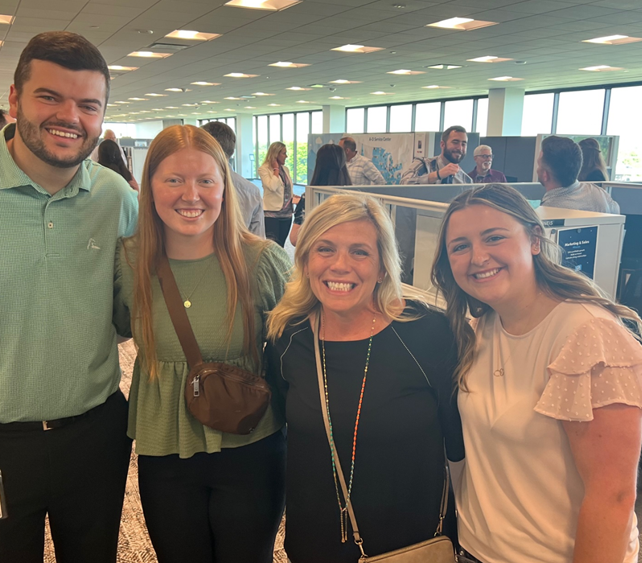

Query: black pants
left=0, top=391, right=132, bottom=563
left=265, top=216, right=292, bottom=247
left=138, top=429, right=286, bottom=563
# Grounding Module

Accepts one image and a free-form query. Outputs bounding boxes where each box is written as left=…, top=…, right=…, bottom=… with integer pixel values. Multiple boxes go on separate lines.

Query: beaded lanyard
left=320, top=312, right=377, bottom=543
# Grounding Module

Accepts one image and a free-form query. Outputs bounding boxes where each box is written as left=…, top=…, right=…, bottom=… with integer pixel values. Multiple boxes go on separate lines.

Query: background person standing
left=259, top=141, right=293, bottom=247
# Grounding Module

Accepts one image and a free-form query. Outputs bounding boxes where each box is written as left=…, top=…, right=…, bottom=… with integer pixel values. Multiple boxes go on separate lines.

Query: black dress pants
left=265, top=216, right=292, bottom=247
left=138, top=429, right=286, bottom=563
left=0, top=391, right=132, bottom=563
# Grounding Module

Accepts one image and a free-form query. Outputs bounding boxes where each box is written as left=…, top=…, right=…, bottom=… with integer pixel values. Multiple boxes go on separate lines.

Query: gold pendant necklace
left=179, top=260, right=212, bottom=309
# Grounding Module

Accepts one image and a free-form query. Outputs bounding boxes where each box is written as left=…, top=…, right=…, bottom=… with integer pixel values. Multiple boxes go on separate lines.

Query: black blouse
left=265, top=302, right=464, bottom=563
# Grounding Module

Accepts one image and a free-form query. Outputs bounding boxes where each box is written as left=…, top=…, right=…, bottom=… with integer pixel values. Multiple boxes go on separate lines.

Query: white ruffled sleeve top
left=456, top=300, right=642, bottom=563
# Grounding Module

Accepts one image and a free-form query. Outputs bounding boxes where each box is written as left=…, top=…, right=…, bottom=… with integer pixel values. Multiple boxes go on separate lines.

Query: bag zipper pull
left=192, top=375, right=200, bottom=397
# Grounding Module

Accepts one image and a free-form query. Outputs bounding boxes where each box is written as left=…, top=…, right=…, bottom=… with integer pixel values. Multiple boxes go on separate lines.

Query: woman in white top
left=258, top=142, right=293, bottom=247
left=431, top=183, right=642, bottom=563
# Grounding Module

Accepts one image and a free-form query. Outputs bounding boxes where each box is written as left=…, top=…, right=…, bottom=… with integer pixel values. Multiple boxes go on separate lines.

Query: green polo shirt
left=0, top=124, right=138, bottom=422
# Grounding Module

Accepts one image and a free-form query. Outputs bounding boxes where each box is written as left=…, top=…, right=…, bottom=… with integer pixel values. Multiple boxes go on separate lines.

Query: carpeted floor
left=43, top=340, right=287, bottom=563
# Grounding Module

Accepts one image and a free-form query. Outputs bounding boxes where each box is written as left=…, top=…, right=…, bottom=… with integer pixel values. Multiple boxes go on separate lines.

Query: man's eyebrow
left=33, top=87, right=103, bottom=108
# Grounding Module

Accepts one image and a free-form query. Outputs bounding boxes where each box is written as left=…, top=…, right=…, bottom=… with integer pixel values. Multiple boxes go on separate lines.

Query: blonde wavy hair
left=124, top=125, right=267, bottom=379
left=262, top=141, right=286, bottom=168
left=267, top=193, right=404, bottom=340
left=431, top=183, right=642, bottom=391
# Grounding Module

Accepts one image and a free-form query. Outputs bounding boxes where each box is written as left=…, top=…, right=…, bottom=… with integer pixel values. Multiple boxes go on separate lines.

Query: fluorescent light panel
left=387, top=69, right=425, bottom=75
left=0, top=15, right=14, bottom=24
left=286, top=86, right=311, bottom=91
left=145, top=93, right=167, bottom=97
left=583, top=35, right=642, bottom=45
left=371, top=91, right=394, bottom=95
left=108, top=65, right=138, bottom=71
left=422, top=85, right=450, bottom=89
left=580, top=65, right=624, bottom=71
left=428, top=64, right=461, bottom=70
left=331, top=44, right=384, bottom=53
left=165, top=30, right=220, bottom=41
left=467, top=56, right=512, bottom=63
left=488, top=76, right=523, bottom=81
left=269, top=61, right=310, bottom=68
left=252, top=92, right=274, bottom=96
left=225, top=0, right=300, bottom=10
left=427, top=17, right=497, bottom=31
left=224, top=72, right=258, bottom=78
left=330, top=79, right=362, bottom=84
left=128, top=51, right=172, bottom=58
left=191, top=82, right=221, bottom=86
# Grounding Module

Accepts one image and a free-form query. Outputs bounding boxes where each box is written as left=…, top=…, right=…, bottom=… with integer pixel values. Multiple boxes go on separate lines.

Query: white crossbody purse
left=311, top=314, right=457, bottom=563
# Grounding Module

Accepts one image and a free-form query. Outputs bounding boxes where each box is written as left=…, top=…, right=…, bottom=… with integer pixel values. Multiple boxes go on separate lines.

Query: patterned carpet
left=43, top=340, right=287, bottom=563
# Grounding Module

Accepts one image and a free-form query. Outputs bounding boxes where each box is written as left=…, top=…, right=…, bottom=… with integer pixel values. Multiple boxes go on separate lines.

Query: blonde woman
left=432, top=183, right=642, bottom=563
left=258, top=141, right=293, bottom=247
left=266, top=193, right=464, bottom=563
left=114, top=125, right=290, bottom=563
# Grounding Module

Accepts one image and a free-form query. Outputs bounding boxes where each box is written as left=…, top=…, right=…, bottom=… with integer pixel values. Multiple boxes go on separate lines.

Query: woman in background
left=432, top=183, right=642, bottom=563
left=290, top=143, right=352, bottom=247
left=258, top=141, right=293, bottom=247
left=114, top=125, right=289, bottom=563
left=98, top=139, right=139, bottom=191
left=578, top=137, right=609, bottom=182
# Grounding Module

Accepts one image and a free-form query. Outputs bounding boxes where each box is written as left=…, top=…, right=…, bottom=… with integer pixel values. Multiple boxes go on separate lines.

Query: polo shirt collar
left=0, top=123, right=91, bottom=196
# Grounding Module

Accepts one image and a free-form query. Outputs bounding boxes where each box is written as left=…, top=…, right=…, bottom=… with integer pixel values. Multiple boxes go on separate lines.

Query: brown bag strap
left=157, top=255, right=203, bottom=369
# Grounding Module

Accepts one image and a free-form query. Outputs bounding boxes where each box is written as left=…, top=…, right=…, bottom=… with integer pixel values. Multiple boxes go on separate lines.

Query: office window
left=346, top=108, right=365, bottom=133
left=367, top=106, right=387, bottom=133
left=414, top=102, right=440, bottom=131
left=389, top=104, right=412, bottom=132
left=475, top=98, right=488, bottom=137
left=257, top=115, right=268, bottom=169
left=269, top=114, right=281, bottom=143
left=282, top=113, right=295, bottom=180
left=443, top=99, right=473, bottom=131
left=311, top=110, right=323, bottom=134
left=225, top=117, right=236, bottom=132
left=608, top=85, right=642, bottom=181
left=522, top=93, right=554, bottom=136
left=556, top=89, right=605, bottom=136
left=296, top=112, right=310, bottom=184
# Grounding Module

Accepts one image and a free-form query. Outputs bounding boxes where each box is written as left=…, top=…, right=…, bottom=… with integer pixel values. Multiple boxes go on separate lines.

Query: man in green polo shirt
left=0, top=32, right=138, bottom=563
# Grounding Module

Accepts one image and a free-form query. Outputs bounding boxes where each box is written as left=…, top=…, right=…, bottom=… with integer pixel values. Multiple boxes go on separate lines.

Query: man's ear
left=8, top=85, right=19, bottom=119
left=440, top=139, right=445, bottom=152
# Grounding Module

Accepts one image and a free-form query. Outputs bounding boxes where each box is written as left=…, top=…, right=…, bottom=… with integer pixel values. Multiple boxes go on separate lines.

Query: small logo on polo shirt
left=87, top=238, right=101, bottom=250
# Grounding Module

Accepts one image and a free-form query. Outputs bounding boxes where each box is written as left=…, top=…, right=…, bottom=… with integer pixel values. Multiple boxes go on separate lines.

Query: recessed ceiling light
left=224, top=109, right=235, bottom=112
left=164, top=30, right=220, bottom=41
left=165, top=87, right=186, bottom=92
left=467, top=56, right=513, bottom=63
left=583, top=35, right=642, bottom=45
left=252, top=92, right=274, bottom=96
left=268, top=61, right=310, bottom=68
left=244, top=106, right=256, bottom=109
left=165, top=106, right=179, bottom=109
left=329, top=96, right=350, bottom=100
left=580, top=65, right=624, bottom=71
left=224, top=0, right=300, bottom=10
left=310, top=84, right=324, bottom=88
left=286, top=86, right=311, bottom=91
left=268, top=103, right=281, bottom=107
left=128, top=97, right=148, bottom=101
left=225, top=97, right=242, bottom=100
left=0, top=15, right=14, bottom=24
left=331, top=44, right=384, bottom=54
left=427, top=17, right=497, bottom=31
left=191, top=81, right=221, bottom=86
left=182, top=103, right=198, bottom=107
left=422, top=85, right=451, bottom=89
left=145, top=93, right=167, bottom=97
left=128, top=51, right=172, bottom=58
left=488, top=76, right=523, bottom=81
left=428, top=64, right=461, bottom=70
left=387, top=69, right=425, bottom=75
left=371, top=91, right=394, bottom=95
left=224, top=72, right=259, bottom=78
left=108, top=65, right=138, bottom=71
left=330, top=79, right=362, bottom=84
left=296, top=100, right=311, bottom=103
left=201, top=100, right=219, bottom=104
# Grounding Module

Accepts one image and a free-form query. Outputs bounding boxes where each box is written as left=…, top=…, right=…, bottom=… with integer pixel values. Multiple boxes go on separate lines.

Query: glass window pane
left=296, top=112, right=310, bottom=184
left=444, top=99, right=473, bottom=130
left=269, top=114, right=281, bottom=143
left=389, top=104, right=412, bottom=132
left=311, top=111, right=323, bottom=134
left=367, top=106, right=387, bottom=133
left=283, top=113, right=295, bottom=181
left=522, top=93, right=554, bottom=136
left=556, top=89, right=604, bottom=136
left=252, top=115, right=257, bottom=176
left=608, top=85, right=642, bottom=181
left=414, top=102, right=440, bottom=131
left=475, top=98, right=488, bottom=137
left=226, top=117, right=236, bottom=132
left=346, top=108, right=365, bottom=133
left=257, top=115, right=268, bottom=168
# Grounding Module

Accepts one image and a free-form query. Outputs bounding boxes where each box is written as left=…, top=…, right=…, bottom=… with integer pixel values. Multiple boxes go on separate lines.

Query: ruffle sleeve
left=534, top=317, right=642, bottom=421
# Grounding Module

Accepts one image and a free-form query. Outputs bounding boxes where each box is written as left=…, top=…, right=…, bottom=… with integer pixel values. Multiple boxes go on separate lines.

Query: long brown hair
left=431, top=183, right=641, bottom=390
left=126, top=125, right=267, bottom=379
left=578, top=137, right=609, bottom=181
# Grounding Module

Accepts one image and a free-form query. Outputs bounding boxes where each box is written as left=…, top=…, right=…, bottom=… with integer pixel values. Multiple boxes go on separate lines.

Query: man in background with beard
left=0, top=31, right=137, bottom=563
left=401, top=125, right=472, bottom=184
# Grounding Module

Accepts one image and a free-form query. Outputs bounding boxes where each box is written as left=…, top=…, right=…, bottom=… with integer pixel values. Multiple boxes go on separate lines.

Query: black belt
left=0, top=401, right=102, bottom=432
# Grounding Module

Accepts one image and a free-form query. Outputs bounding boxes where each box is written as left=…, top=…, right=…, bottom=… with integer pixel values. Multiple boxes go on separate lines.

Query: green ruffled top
left=114, top=239, right=291, bottom=459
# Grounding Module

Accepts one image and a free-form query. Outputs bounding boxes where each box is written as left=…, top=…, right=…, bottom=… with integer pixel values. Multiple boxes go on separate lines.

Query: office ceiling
left=1, top=0, right=642, bottom=122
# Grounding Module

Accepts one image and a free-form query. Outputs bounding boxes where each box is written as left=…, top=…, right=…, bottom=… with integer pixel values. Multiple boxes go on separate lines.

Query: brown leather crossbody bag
left=157, top=256, right=271, bottom=435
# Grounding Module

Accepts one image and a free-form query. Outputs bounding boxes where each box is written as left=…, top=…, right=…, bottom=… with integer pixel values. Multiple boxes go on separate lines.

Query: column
left=487, top=88, right=525, bottom=136
left=322, top=104, right=346, bottom=133
left=235, top=113, right=255, bottom=178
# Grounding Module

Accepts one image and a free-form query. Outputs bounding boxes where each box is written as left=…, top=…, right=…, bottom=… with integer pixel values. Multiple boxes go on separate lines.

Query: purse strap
left=310, top=312, right=450, bottom=554
left=157, top=255, right=204, bottom=369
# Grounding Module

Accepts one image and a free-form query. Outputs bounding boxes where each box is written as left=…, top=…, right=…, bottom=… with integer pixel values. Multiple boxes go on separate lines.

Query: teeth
left=326, top=281, right=354, bottom=292
left=474, top=268, right=500, bottom=279
left=49, top=129, right=79, bottom=139
left=177, top=209, right=203, bottom=218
